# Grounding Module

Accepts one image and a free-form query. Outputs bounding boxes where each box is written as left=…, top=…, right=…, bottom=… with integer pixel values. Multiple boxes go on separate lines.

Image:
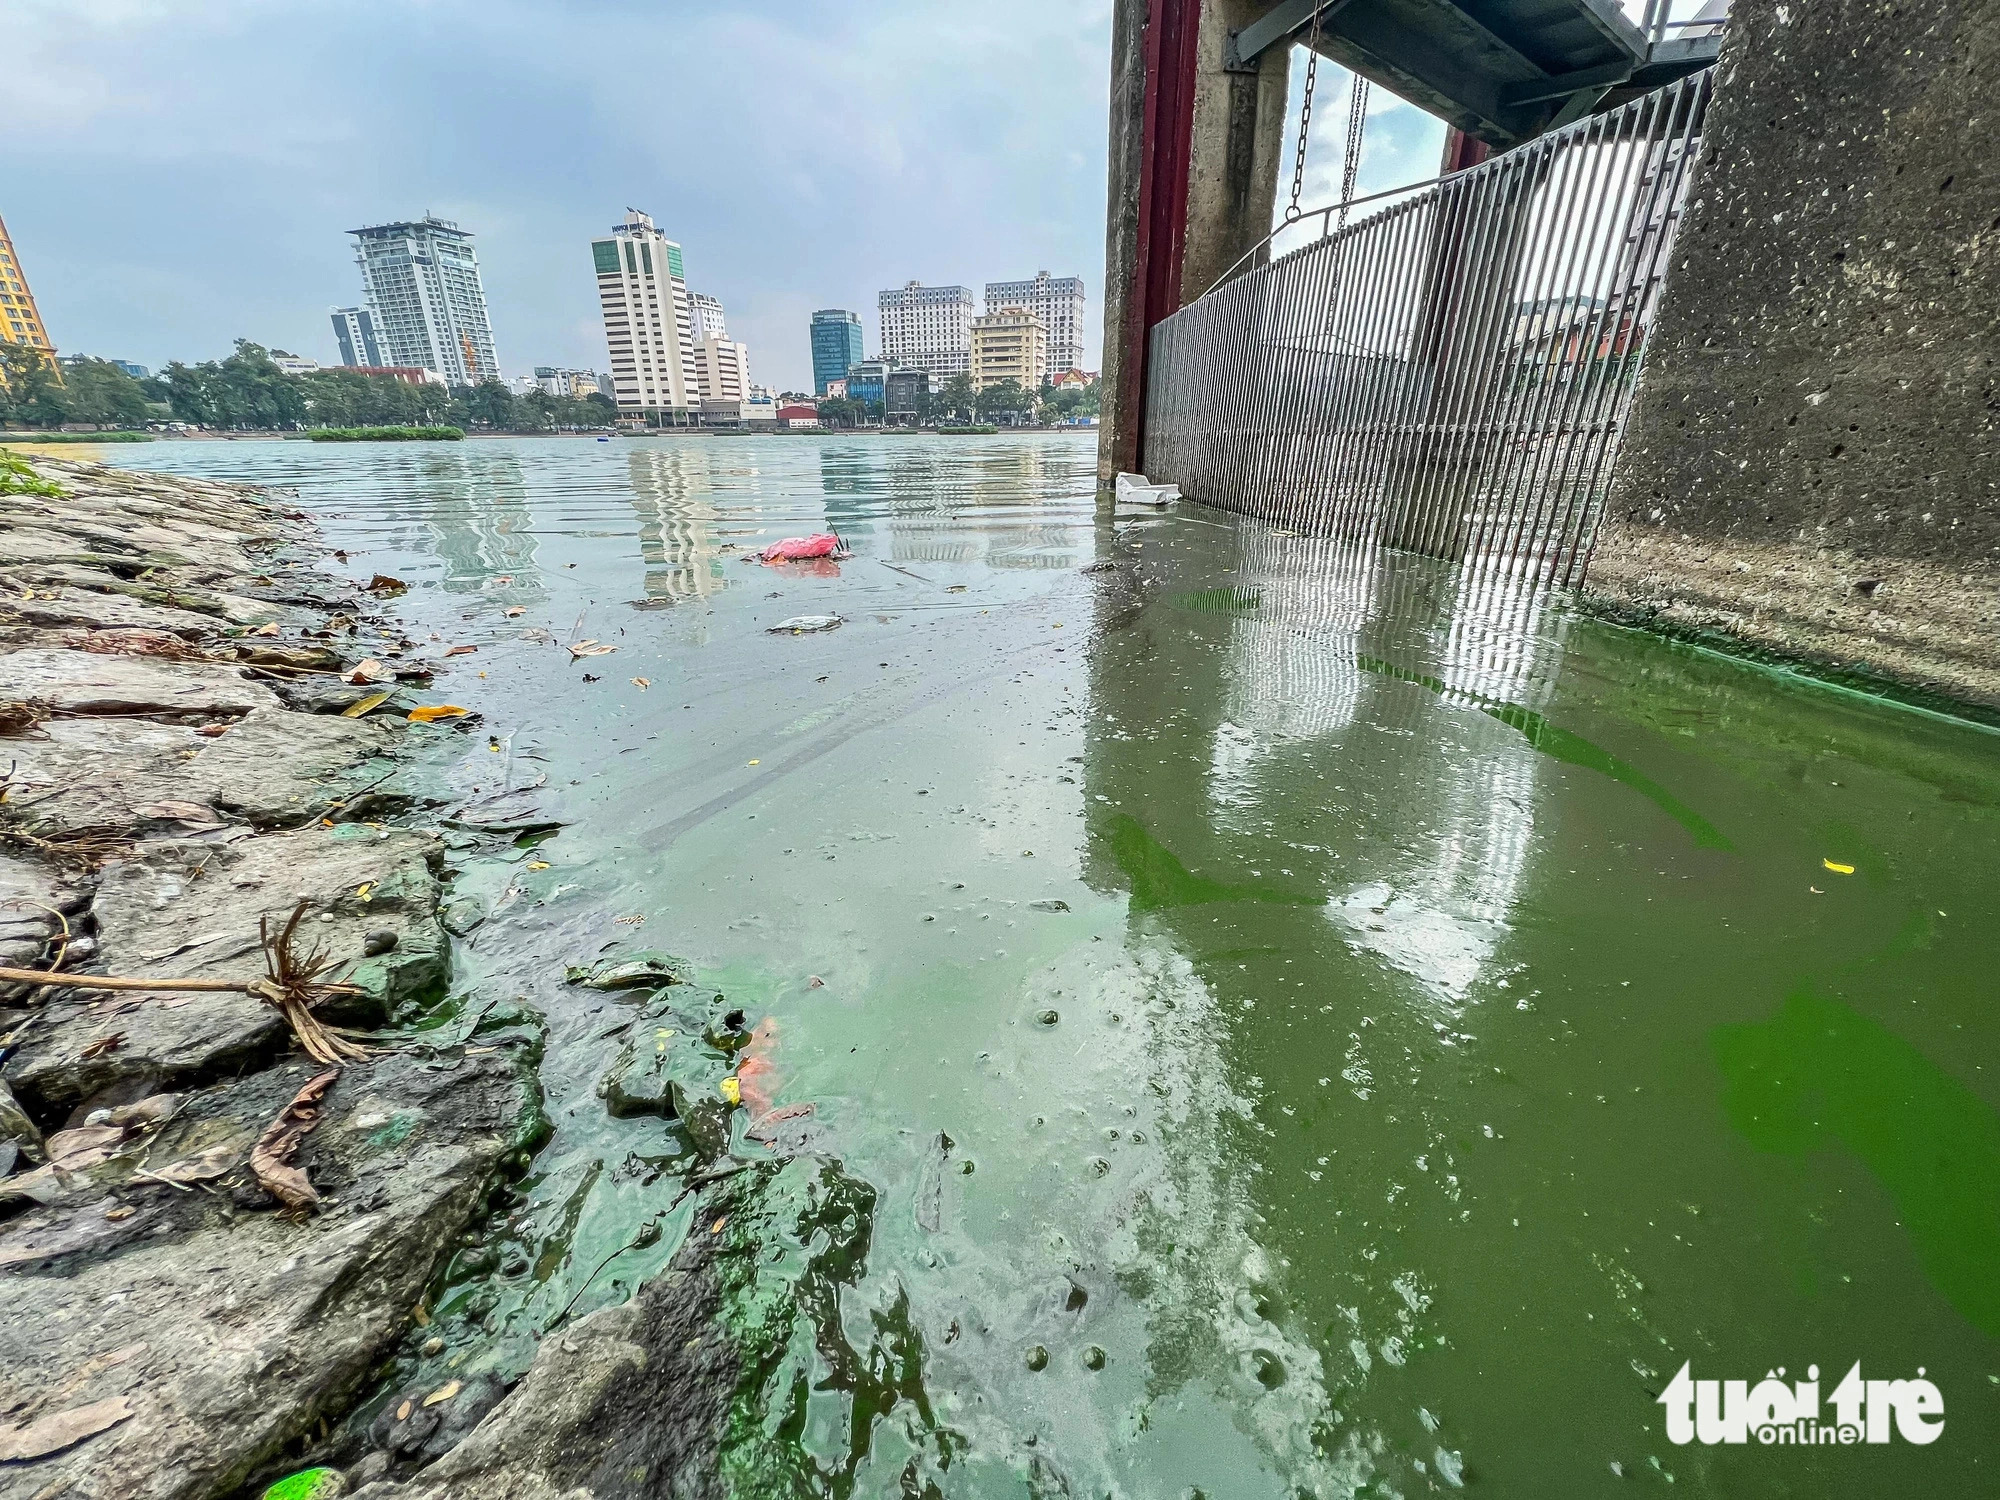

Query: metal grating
left=1142, top=68, right=1712, bottom=592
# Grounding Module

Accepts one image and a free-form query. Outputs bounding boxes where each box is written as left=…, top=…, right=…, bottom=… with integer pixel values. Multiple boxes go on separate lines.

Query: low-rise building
left=271, top=353, right=321, bottom=377
left=884, top=368, right=938, bottom=423
left=844, top=359, right=891, bottom=409
left=970, top=306, right=1048, bottom=391
left=776, top=403, right=820, bottom=429
left=343, top=365, right=447, bottom=386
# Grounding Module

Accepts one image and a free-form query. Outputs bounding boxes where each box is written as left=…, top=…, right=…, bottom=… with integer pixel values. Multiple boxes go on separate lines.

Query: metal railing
left=1142, top=69, right=1713, bottom=593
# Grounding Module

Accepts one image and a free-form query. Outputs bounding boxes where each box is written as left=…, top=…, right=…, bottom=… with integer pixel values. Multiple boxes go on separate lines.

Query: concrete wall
left=1590, top=0, right=2000, bottom=711
left=1098, top=0, right=1290, bottom=486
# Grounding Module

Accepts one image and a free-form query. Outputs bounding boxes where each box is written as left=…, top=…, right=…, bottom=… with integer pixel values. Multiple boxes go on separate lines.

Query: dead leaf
left=78, top=1034, right=125, bottom=1061
left=366, top=574, right=408, bottom=596
left=0, top=1396, right=133, bottom=1461
left=196, top=723, right=229, bottom=738
left=341, top=689, right=395, bottom=718
left=132, top=801, right=221, bottom=826
left=345, top=659, right=394, bottom=685
left=45, top=1124, right=126, bottom=1165
left=565, top=639, right=616, bottom=660
left=408, top=704, right=469, bottom=723
left=631, top=677, right=650, bottom=689
left=710, top=1216, right=728, bottom=1234
left=252, top=621, right=281, bottom=638
left=525, top=861, right=550, bottom=871
left=150, top=1144, right=240, bottom=1184
left=250, top=1069, right=338, bottom=1213
left=504, top=607, right=526, bottom=617
left=443, top=645, right=478, bottom=658
left=395, top=1399, right=414, bottom=1422
left=104, top=1205, right=135, bottom=1221
left=421, top=1380, right=462, bottom=1408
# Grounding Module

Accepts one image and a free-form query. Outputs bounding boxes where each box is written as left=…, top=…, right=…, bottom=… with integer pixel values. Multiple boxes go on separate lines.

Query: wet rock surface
left=0, top=455, right=543, bottom=1500
left=0, top=1042, right=543, bottom=1500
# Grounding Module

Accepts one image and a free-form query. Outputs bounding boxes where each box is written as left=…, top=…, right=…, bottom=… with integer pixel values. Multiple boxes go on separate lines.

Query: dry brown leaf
left=421, top=1380, right=462, bottom=1408
left=345, top=659, right=394, bottom=685
left=395, top=1399, right=413, bottom=1422
left=0, top=1397, right=133, bottom=1461
left=252, top=622, right=281, bottom=637
left=366, top=574, right=408, bottom=596
left=408, top=705, right=468, bottom=723
left=631, top=677, right=650, bottom=690
left=250, top=1069, right=338, bottom=1213
left=150, top=1144, right=240, bottom=1184
left=78, top=1034, right=125, bottom=1060
left=443, top=645, right=478, bottom=658
left=504, top=607, right=526, bottom=617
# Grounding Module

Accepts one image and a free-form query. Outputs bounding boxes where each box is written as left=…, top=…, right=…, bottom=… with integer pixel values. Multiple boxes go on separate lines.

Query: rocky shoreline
left=0, top=453, right=556, bottom=1499
left=0, top=453, right=898, bottom=1500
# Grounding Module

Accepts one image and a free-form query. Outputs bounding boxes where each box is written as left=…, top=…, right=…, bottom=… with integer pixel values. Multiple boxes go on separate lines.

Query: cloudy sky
left=8, top=0, right=1443, bottom=391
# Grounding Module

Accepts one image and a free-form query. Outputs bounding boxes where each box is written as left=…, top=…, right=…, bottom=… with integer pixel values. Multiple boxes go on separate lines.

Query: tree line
left=1, top=339, right=614, bottom=433
left=815, top=373, right=1100, bottom=430
left=3, top=336, right=1102, bottom=434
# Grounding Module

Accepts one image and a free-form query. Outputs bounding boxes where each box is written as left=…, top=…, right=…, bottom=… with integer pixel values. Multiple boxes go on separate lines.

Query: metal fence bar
left=1141, top=70, right=1713, bottom=596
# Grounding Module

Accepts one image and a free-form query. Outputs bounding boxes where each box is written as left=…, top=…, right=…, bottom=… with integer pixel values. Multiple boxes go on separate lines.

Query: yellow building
left=0, top=215, right=56, bottom=363
left=969, top=305, right=1047, bottom=391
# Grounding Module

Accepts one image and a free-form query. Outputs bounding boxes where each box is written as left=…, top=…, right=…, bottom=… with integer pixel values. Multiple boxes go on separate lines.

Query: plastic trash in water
left=1114, top=471, right=1181, bottom=507
left=768, top=615, right=844, bottom=634
left=757, top=532, right=848, bottom=562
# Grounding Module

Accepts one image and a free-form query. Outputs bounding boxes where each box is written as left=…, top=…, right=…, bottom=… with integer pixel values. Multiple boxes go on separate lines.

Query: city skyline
left=3, top=1, right=1127, bottom=393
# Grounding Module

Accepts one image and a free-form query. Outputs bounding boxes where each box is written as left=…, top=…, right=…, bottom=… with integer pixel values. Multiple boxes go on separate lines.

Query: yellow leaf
left=526, top=860, right=550, bottom=871
left=408, top=704, right=469, bottom=723
left=421, top=1380, right=462, bottom=1408
left=719, top=1076, right=741, bottom=1106
left=340, top=689, right=394, bottom=718
left=1822, top=859, right=1856, bottom=875
left=747, top=759, right=760, bottom=766
left=710, top=1216, right=728, bottom=1234
left=356, top=882, right=374, bottom=901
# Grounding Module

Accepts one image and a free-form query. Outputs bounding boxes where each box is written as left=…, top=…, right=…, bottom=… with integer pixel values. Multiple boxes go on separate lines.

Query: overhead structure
left=1227, top=0, right=1727, bottom=145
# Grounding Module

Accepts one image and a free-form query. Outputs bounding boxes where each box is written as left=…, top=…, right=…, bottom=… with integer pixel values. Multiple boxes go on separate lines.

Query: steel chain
left=1283, top=3, right=1326, bottom=224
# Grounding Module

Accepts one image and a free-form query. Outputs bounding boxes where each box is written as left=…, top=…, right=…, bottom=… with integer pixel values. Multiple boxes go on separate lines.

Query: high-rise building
left=330, top=306, right=383, bottom=368
left=809, top=309, right=865, bottom=395
left=970, top=305, right=1048, bottom=391
left=0, top=214, right=55, bottom=362
left=878, top=282, right=973, bottom=377
left=693, top=334, right=749, bottom=403
left=592, top=209, right=699, bottom=423
left=110, top=360, right=149, bottom=380
left=349, top=217, right=499, bottom=385
left=984, top=273, right=1085, bottom=378
left=690, top=292, right=727, bottom=343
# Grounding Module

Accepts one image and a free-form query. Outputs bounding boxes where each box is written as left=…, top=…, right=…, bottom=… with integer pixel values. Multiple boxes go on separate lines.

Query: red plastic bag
left=758, top=532, right=845, bottom=562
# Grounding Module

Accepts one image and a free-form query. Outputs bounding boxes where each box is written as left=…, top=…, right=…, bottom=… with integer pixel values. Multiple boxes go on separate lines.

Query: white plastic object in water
left=1114, top=471, right=1181, bottom=506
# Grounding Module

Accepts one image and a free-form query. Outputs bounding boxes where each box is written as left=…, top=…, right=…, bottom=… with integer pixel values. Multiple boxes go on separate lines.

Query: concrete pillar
left=1098, top=0, right=1291, bottom=487
left=1589, top=0, right=2000, bottom=713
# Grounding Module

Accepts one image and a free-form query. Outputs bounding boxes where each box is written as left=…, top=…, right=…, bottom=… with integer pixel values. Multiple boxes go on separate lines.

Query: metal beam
left=1228, top=0, right=1356, bottom=68
left=1500, top=60, right=1634, bottom=109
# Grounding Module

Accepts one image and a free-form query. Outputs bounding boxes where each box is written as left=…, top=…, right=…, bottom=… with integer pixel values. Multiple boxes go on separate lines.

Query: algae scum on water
left=100, top=435, right=2000, bottom=1498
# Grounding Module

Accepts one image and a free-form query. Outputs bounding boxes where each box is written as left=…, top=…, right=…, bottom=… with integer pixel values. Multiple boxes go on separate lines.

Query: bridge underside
left=1230, top=0, right=1723, bottom=145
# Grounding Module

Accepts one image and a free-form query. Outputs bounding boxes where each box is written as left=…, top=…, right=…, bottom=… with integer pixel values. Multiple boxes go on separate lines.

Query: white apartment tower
left=693, top=335, right=749, bottom=402
left=349, top=217, right=499, bottom=385
left=984, top=272, right=1086, bottom=377
left=690, top=292, right=727, bottom=343
left=592, top=209, right=699, bottom=421
left=878, top=281, right=974, bottom=377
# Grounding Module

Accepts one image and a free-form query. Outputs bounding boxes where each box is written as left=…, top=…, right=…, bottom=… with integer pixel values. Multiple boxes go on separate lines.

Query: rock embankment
left=0, top=454, right=544, bottom=1500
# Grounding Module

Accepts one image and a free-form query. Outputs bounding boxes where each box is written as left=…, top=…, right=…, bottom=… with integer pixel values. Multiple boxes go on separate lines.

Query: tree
left=975, top=378, right=1035, bottom=425
left=936, top=374, right=975, bottom=425
left=0, top=342, right=74, bottom=428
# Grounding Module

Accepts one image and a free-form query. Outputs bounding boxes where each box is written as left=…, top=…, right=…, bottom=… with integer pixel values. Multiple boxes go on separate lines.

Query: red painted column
left=1121, top=0, right=1203, bottom=470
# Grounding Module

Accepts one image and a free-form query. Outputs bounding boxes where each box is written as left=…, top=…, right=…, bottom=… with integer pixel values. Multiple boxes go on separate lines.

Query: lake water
left=80, top=433, right=2000, bottom=1495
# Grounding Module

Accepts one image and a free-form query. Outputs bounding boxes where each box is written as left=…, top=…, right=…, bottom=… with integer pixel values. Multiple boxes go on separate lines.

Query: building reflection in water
left=1079, top=514, right=1571, bottom=1492
left=625, top=445, right=727, bottom=605
left=405, top=448, right=542, bottom=599
left=821, top=442, right=1087, bottom=571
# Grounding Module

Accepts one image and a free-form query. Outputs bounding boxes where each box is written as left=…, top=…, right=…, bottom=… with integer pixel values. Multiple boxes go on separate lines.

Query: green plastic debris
left=261, top=1468, right=345, bottom=1500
